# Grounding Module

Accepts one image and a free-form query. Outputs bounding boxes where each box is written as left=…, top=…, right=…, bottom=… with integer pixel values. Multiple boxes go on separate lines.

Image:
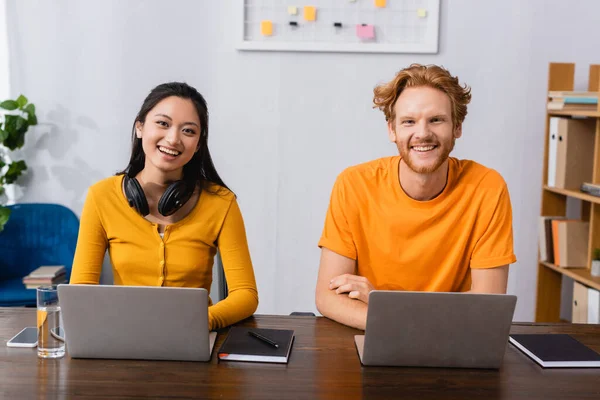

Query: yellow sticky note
left=417, top=8, right=427, bottom=18
left=304, top=6, right=316, bottom=21
left=261, top=20, right=273, bottom=36
left=375, top=0, right=386, bottom=7
left=288, top=6, right=298, bottom=15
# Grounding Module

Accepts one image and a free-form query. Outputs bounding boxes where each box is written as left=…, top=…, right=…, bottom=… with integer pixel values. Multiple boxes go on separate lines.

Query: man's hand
left=316, top=248, right=368, bottom=330
left=329, top=274, right=375, bottom=304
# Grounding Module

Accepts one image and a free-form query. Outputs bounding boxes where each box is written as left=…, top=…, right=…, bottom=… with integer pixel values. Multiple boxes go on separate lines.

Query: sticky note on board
left=417, top=8, right=427, bottom=18
left=356, top=24, right=375, bottom=39
left=374, top=0, right=386, bottom=7
left=288, top=6, right=298, bottom=15
left=261, top=20, right=273, bottom=36
left=304, top=6, right=316, bottom=21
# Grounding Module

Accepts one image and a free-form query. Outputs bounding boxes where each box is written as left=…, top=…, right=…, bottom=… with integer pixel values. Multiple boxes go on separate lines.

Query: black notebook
left=218, top=327, right=295, bottom=364
left=509, top=334, right=600, bottom=368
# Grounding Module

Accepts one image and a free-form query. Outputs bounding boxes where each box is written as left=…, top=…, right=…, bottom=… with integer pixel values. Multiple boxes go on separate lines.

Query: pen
left=248, top=331, right=279, bottom=348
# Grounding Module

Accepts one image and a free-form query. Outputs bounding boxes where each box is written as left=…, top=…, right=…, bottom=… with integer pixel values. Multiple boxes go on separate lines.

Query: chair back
left=0, top=203, right=79, bottom=281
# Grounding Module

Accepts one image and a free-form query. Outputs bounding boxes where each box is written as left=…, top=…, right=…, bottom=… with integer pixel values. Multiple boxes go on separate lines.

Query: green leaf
left=27, top=113, right=37, bottom=126
left=0, top=129, right=7, bottom=142
left=0, top=205, right=10, bottom=232
left=3, top=114, right=17, bottom=131
left=0, top=100, right=18, bottom=110
left=24, top=103, right=37, bottom=125
left=3, top=115, right=29, bottom=150
left=16, top=95, right=28, bottom=109
left=24, top=103, right=35, bottom=114
left=14, top=115, right=26, bottom=131
left=4, top=160, right=27, bottom=184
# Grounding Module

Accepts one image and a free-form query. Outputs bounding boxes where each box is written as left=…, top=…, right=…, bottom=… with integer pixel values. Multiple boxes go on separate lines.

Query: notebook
left=28, top=265, right=66, bottom=278
left=509, top=334, right=600, bottom=368
left=218, top=327, right=294, bottom=364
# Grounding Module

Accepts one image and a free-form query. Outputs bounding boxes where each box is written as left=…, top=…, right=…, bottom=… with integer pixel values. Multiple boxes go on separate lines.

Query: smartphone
left=6, top=327, right=38, bottom=348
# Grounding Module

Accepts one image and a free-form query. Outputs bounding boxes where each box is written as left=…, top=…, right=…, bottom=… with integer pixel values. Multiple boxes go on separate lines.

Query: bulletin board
left=236, top=0, right=441, bottom=54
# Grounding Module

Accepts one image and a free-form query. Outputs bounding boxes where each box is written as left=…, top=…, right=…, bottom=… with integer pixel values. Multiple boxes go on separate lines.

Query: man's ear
left=454, top=124, right=462, bottom=139
left=387, top=120, right=397, bottom=142
left=135, top=121, right=143, bottom=138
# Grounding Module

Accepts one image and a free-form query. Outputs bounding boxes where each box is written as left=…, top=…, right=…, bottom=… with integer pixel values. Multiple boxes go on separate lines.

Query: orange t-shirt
left=318, top=156, right=516, bottom=292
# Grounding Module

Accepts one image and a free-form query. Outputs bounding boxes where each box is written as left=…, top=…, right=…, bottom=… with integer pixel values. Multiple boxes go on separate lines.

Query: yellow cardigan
left=70, top=175, right=259, bottom=330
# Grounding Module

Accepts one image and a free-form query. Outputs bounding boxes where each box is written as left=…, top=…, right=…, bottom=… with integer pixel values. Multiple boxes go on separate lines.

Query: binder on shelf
left=548, top=118, right=595, bottom=190
left=588, top=287, right=600, bottom=324
left=573, top=281, right=589, bottom=323
left=546, top=117, right=559, bottom=187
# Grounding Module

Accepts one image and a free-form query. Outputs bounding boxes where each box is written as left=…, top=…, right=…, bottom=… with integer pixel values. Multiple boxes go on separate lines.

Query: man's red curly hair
left=373, top=64, right=472, bottom=128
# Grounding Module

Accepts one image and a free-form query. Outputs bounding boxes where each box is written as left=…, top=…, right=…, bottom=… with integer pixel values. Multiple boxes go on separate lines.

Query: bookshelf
left=535, top=62, right=600, bottom=322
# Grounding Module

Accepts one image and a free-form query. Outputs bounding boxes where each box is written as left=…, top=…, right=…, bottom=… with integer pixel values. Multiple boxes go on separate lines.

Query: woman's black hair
left=117, top=82, right=229, bottom=193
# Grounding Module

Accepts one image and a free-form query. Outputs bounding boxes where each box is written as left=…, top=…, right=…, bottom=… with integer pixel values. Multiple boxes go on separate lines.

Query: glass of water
left=36, top=285, right=65, bottom=359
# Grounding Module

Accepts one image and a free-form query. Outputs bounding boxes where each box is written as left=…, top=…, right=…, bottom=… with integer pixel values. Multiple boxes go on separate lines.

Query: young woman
left=70, top=82, right=258, bottom=330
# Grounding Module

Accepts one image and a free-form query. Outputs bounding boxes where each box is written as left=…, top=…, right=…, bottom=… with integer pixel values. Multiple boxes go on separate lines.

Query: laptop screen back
left=361, top=291, right=517, bottom=368
left=58, top=284, right=213, bottom=361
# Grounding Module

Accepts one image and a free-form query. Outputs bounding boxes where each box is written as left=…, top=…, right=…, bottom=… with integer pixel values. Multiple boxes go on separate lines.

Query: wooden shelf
left=547, top=110, right=600, bottom=118
left=543, top=185, right=600, bottom=204
left=535, top=62, right=600, bottom=323
left=540, top=261, right=600, bottom=292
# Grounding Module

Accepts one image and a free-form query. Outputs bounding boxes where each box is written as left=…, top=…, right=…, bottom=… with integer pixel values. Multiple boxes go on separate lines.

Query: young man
left=315, top=64, right=516, bottom=330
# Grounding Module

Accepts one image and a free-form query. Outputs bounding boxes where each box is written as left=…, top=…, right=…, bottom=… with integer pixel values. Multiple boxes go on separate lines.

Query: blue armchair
left=0, top=203, right=79, bottom=307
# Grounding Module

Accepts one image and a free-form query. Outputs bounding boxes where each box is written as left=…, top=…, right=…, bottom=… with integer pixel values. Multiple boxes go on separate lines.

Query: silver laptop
left=355, top=291, right=517, bottom=369
left=58, top=284, right=217, bottom=361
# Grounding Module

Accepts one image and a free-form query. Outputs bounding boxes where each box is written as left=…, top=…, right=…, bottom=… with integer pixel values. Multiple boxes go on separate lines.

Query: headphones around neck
left=123, top=172, right=195, bottom=217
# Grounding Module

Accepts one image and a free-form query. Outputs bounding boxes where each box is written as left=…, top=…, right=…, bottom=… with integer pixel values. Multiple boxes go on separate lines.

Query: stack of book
left=22, top=265, right=67, bottom=289
left=547, top=91, right=598, bottom=111
left=538, top=217, right=588, bottom=268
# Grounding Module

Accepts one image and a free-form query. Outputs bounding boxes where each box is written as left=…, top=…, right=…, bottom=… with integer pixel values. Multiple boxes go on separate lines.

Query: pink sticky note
left=356, top=24, right=375, bottom=39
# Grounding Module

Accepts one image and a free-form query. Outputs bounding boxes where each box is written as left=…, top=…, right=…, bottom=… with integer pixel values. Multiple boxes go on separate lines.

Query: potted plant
left=0, top=95, right=37, bottom=232
left=592, top=248, right=600, bottom=277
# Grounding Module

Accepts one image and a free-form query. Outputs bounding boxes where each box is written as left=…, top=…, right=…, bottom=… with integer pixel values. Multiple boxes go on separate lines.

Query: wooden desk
left=1, top=308, right=600, bottom=399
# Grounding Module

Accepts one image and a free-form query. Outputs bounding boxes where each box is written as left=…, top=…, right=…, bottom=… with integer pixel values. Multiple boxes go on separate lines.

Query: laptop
left=354, top=291, right=517, bottom=369
left=58, top=284, right=217, bottom=361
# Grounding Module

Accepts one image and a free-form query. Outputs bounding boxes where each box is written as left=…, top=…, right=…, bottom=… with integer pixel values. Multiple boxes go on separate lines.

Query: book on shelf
left=22, top=265, right=67, bottom=289
left=580, top=182, right=600, bottom=197
left=217, top=327, right=295, bottom=364
left=509, top=334, right=600, bottom=368
left=548, top=90, right=598, bottom=98
left=547, top=91, right=598, bottom=111
left=538, top=216, right=566, bottom=263
left=551, top=220, right=589, bottom=268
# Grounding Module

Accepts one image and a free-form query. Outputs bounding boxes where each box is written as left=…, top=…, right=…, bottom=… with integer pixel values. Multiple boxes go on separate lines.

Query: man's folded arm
left=315, top=247, right=368, bottom=330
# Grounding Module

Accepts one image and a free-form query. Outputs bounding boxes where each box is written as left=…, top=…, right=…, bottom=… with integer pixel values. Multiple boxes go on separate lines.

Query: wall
left=0, top=0, right=9, bottom=98
left=7, top=0, right=600, bottom=320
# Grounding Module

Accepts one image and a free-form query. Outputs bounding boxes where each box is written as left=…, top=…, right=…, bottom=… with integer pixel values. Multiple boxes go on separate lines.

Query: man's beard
left=399, top=136, right=455, bottom=174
